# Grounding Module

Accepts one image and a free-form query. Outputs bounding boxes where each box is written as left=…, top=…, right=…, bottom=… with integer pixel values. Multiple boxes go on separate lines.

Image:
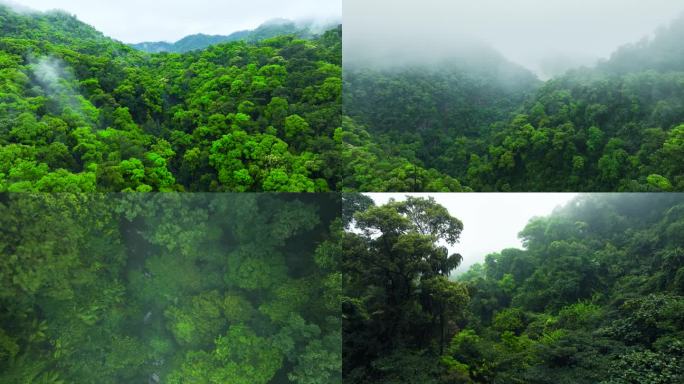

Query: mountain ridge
left=131, top=18, right=340, bottom=53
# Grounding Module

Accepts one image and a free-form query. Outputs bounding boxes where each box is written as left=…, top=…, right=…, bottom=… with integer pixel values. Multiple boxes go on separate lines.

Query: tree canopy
left=343, top=15, right=684, bottom=191
left=344, top=194, right=684, bottom=383
left=0, top=4, right=341, bottom=192
left=0, top=193, right=342, bottom=383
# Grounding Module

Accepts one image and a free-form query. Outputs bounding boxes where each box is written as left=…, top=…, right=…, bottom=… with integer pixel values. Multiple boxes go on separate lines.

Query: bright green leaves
left=213, top=326, right=283, bottom=383
left=284, top=114, right=312, bottom=142
left=111, top=107, right=139, bottom=132
left=0, top=143, right=95, bottom=193
left=265, top=96, right=289, bottom=128
left=119, top=158, right=145, bottom=184
left=209, top=130, right=323, bottom=192
left=647, top=174, right=674, bottom=191
left=259, top=279, right=311, bottom=323
left=168, top=325, right=283, bottom=384
left=0, top=7, right=341, bottom=192
left=492, top=308, right=526, bottom=335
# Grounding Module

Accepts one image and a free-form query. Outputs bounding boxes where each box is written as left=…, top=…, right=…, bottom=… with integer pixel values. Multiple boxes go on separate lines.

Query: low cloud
left=29, top=56, right=92, bottom=121
left=344, top=0, right=684, bottom=76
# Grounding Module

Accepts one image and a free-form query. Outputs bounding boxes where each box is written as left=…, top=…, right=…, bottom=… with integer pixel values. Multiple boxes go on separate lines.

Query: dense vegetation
left=0, top=5, right=341, bottom=192
left=344, top=15, right=684, bottom=191
left=0, top=193, right=342, bottom=383
left=132, top=19, right=338, bottom=53
left=343, top=194, right=684, bottom=383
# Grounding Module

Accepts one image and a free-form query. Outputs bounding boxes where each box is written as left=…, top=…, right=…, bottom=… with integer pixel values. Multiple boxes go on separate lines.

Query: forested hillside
left=340, top=45, right=540, bottom=192
left=0, top=5, right=342, bottom=192
left=344, top=15, right=684, bottom=192
left=343, top=194, right=684, bottom=383
left=0, top=193, right=342, bottom=383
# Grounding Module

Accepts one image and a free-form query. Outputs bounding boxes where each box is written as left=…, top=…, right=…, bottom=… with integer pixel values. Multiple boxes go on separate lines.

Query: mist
left=344, top=0, right=684, bottom=78
left=29, top=56, right=94, bottom=122
left=0, top=0, right=35, bottom=13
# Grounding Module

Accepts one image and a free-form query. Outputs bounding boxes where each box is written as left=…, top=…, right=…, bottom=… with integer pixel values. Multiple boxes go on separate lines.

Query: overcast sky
left=366, top=193, right=577, bottom=274
left=8, top=0, right=341, bottom=43
left=344, top=0, right=684, bottom=77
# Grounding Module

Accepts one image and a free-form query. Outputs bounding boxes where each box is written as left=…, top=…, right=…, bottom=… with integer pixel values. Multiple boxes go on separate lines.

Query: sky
left=6, top=0, right=341, bottom=43
left=344, top=0, right=684, bottom=78
left=366, top=193, right=578, bottom=274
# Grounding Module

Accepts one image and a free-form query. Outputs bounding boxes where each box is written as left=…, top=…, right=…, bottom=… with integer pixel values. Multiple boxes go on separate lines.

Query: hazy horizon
left=365, top=193, right=578, bottom=274
left=2, top=0, right=341, bottom=43
left=344, top=0, right=684, bottom=78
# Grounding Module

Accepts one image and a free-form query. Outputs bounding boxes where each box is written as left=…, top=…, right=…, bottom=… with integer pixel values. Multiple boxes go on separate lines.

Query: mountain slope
left=342, top=43, right=541, bottom=191
left=0, top=4, right=129, bottom=54
left=455, top=194, right=684, bottom=383
left=466, top=15, right=684, bottom=192
left=343, top=15, right=684, bottom=192
left=0, top=4, right=342, bottom=192
left=343, top=194, right=684, bottom=384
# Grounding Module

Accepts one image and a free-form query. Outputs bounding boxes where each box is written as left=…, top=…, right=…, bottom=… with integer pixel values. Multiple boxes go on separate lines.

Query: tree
left=343, top=197, right=469, bottom=382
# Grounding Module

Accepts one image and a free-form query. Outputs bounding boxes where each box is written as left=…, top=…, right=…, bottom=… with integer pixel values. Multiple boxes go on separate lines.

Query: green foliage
left=167, top=325, right=283, bottom=384
left=346, top=195, right=684, bottom=383
left=165, top=291, right=226, bottom=347
left=0, top=193, right=341, bottom=383
left=0, top=5, right=341, bottom=192
left=343, top=15, right=684, bottom=191
left=453, top=195, right=684, bottom=384
left=343, top=197, right=469, bottom=382
left=492, top=308, right=525, bottom=335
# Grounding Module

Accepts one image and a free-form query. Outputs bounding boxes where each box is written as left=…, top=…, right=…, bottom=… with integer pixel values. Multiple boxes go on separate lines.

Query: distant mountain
left=598, top=13, right=684, bottom=74
left=131, top=18, right=339, bottom=53
left=0, top=2, right=343, bottom=194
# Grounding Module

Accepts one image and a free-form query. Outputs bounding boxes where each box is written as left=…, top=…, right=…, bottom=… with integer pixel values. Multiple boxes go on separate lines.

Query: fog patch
left=344, top=0, right=684, bottom=76
left=29, top=56, right=96, bottom=122
left=0, top=0, right=36, bottom=13
left=294, top=16, right=341, bottom=34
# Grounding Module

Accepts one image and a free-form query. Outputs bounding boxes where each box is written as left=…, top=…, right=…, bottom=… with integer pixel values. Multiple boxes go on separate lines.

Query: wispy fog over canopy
left=344, top=0, right=684, bottom=77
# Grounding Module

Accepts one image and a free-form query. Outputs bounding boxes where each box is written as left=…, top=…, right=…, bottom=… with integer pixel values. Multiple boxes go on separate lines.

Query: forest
left=0, top=4, right=342, bottom=192
left=343, top=194, right=684, bottom=383
left=0, top=193, right=342, bottom=383
left=343, top=14, right=684, bottom=192
left=5, top=3, right=683, bottom=193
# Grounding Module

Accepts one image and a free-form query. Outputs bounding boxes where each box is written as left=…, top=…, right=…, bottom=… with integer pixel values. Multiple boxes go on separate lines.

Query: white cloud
left=11, top=0, right=341, bottom=42
left=344, top=0, right=684, bottom=76
left=365, top=193, right=578, bottom=273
